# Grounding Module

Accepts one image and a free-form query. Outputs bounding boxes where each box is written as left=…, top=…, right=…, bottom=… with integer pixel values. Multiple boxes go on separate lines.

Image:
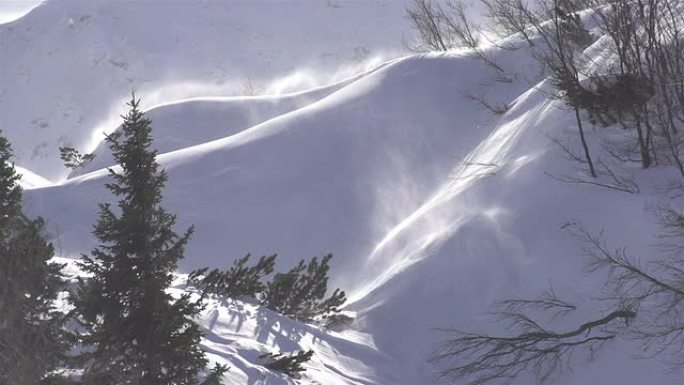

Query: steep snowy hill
left=9, top=0, right=683, bottom=384
left=26, top=50, right=532, bottom=276
left=54, top=256, right=402, bottom=385
left=0, top=0, right=411, bottom=180
left=24, top=45, right=680, bottom=384
left=72, top=60, right=399, bottom=177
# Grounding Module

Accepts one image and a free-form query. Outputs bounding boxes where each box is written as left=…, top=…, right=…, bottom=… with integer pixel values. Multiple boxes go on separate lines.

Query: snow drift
left=0, top=0, right=410, bottom=180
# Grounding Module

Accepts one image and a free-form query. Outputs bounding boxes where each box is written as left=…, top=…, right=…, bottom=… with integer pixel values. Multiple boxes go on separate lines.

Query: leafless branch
left=432, top=306, right=634, bottom=385
left=464, top=90, right=510, bottom=115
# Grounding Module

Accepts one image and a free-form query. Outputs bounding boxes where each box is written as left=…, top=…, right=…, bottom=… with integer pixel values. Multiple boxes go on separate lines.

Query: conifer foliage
left=73, top=95, right=207, bottom=385
left=262, top=254, right=346, bottom=322
left=0, top=131, right=68, bottom=384
left=59, top=146, right=95, bottom=169
left=260, top=350, right=314, bottom=377
left=191, top=253, right=347, bottom=323
left=189, top=253, right=276, bottom=301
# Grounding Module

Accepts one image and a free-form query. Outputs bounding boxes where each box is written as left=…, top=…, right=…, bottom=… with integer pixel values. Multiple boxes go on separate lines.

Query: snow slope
left=0, top=1, right=38, bottom=24
left=26, top=48, right=678, bottom=384
left=26, top=51, right=533, bottom=278
left=55, top=257, right=400, bottom=385
left=0, top=0, right=411, bottom=180
left=72, top=60, right=399, bottom=177
left=11, top=1, right=683, bottom=384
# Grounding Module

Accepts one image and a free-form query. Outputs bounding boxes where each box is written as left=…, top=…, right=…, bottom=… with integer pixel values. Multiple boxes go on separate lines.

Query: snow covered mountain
left=0, top=0, right=410, bottom=180
left=5, top=0, right=680, bottom=384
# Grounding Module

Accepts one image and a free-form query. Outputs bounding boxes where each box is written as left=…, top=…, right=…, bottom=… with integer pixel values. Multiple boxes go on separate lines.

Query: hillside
left=0, top=0, right=410, bottom=180
left=7, top=0, right=683, bottom=384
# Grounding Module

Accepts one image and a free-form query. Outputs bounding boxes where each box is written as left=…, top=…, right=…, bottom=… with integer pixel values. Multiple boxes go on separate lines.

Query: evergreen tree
left=199, top=363, right=230, bottom=385
left=59, top=146, right=95, bottom=170
left=73, top=95, right=207, bottom=384
left=262, top=254, right=346, bottom=322
left=0, top=132, right=69, bottom=384
left=188, top=253, right=277, bottom=301
left=260, top=350, right=313, bottom=377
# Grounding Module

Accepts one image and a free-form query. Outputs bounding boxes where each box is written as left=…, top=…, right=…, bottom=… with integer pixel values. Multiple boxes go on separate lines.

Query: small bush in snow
left=324, top=313, right=354, bottom=330
left=259, top=350, right=314, bottom=377
left=59, top=146, right=94, bottom=169
left=261, top=254, right=346, bottom=322
left=200, top=363, right=230, bottom=385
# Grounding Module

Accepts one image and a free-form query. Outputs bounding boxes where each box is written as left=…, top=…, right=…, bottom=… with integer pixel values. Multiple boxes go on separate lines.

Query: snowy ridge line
left=18, top=56, right=405, bottom=188
left=40, top=55, right=409, bottom=188
left=0, top=0, right=42, bottom=26
left=64, top=56, right=404, bottom=181
left=0, top=0, right=411, bottom=179
left=143, top=56, right=402, bottom=109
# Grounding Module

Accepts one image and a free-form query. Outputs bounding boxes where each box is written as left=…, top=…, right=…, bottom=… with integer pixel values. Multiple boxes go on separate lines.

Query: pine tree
left=74, top=95, right=207, bottom=385
left=262, top=254, right=346, bottom=322
left=59, top=146, right=95, bottom=169
left=0, top=132, right=68, bottom=384
left=260, top=350, right=314, bottom=377
left=188, top=253, right=277, bottom=301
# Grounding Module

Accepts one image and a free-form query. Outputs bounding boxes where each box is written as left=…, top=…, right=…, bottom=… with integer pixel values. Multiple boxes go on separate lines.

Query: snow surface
left=0, top=0, right=410, bottom=180
left=6, top=0, right=681, bottom=384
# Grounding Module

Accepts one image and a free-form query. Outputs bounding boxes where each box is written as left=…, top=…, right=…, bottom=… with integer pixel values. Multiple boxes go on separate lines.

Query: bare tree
left=434, top=215, right=684, bottom=384
left=438, top=0, right=684, bottom=173
left=406, top=0, right=505, bottom=73
left=444, top=0, right=506, bottom=72
left=480, top=0, right=535, bottom=46
left=433, top=288, right=634, bottom=385
left=430, top=0, right=684, bottom=381
left=406, top=0, right=452, bottom=52
left=545, top=135, right=639, bottom=193
left=579, top=219, right=684, bottom=369
left=464, top=90, right=510, bottom=115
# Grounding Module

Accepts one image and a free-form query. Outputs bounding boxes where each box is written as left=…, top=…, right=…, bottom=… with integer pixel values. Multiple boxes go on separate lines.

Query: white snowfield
left=0, top=0, right=409, bottom=180
left=6, top=1, right=680, bottom=384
